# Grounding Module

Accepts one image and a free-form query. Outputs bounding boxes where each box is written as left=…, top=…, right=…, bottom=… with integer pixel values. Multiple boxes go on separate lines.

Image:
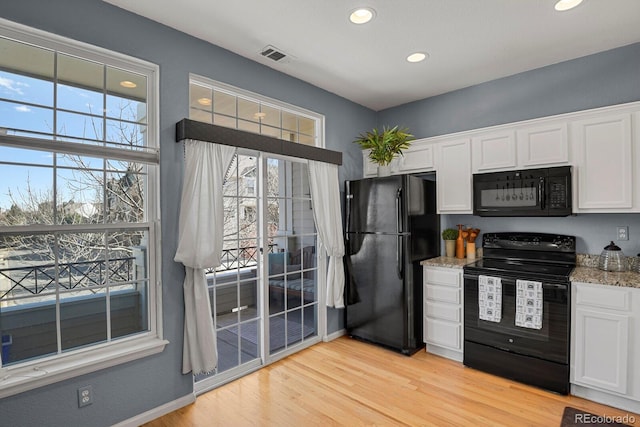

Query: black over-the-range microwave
left=473, top=166, right=572, bottom=217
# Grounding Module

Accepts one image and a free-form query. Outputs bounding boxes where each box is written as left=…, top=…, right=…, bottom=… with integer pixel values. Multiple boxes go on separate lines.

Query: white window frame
left=0, top=18, right=166, bottom=399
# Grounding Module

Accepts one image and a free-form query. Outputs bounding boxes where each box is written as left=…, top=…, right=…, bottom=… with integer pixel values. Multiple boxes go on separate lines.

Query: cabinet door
left=398, top=140, right=435, bottom=173
left=573, top=307, right=629, bottom=394
left=471, top=131, right=516, bottom=172
left=572, top=114, right=633, bottom=210
left=362, top=150, right=377, bottom=177
left=517, top=122, right=569, bottom=167
left=436, top=138, right=472, bottom=213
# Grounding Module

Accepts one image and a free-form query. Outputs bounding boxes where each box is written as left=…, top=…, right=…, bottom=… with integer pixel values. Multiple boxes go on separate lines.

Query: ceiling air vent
left=260, top=45, right=287, bottom=62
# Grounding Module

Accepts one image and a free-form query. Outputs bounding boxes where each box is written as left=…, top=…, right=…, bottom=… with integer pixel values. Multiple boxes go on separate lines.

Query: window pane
left=60, top=290, right=107, bottom=351
left=106, top=165, right=146, bottom=223
left=213, top=114, right=235, bottom=129
left=108, top=229, right=148, bottom=338
left=190, top=84, right=212, bottom=112
left=238, top=119, right=259, bottom=134
left=238, top=98, right=259, bottom=123
left=261, top=125, right=280, bottom=139
left=282, top=112, right=297, bottom=132
left=282, top=130, right=298, bottom=143
left=56, top=110, right=103, bottom=141
left=57, top=83, right=103, bottom=116
left=260, top=105, right=280, bottom=128
left=106, top=67, right=147, bottom=105
left=0, top=70, right=53, bottom=107
left=0, top=233, right=58, bottom=364
left=299, top=134, right=315, bottom=146
left=57, top=166, right=103, bottom=224
left=189, top=107, right=212, bottom=124
left=57, top=54, right=103, bottom=93
left=299, top=117, right=315, bottom=136
left=106, top=94, right=146, bottom=124
left=0, top=100, right=53, bottom=135
left=0, top=37, right=54, bottom=85
left=213, top=90, right=235, bottom=116
left=106, top=119, right=146, bottom=150
left=0, top=163, right=54, bottom=224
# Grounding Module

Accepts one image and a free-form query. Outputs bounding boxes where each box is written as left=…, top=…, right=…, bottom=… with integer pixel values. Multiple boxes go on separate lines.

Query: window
left=0, top=20, right=164, bottom=397
left=189, top=75, right=323, bottom=147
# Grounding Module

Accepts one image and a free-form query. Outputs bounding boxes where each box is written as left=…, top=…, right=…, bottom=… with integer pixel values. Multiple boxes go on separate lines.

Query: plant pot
left=445, top=240, right=455, bottom=257
left=377, top=165, right=391, bottom=177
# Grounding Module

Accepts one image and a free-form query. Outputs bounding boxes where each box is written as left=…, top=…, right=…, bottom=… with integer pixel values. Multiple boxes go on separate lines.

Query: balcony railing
left=206, top=245, right=276, bottom=274
left=0, top=257, right=135, bottom=299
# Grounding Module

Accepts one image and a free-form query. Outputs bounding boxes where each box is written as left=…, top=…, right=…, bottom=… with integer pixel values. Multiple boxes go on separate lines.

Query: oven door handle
left=543, top=283, right=568, bottom=290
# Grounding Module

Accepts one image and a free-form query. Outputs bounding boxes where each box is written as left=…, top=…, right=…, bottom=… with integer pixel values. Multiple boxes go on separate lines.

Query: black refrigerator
left=344, top=174, right=439, bottom=354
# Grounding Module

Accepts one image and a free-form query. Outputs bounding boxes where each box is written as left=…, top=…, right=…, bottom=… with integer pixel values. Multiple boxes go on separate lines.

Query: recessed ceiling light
left=119, top=80, right=137, bottom=88
left=349, top=7, right=375, bottom=24
left=407, top=52, right=428, bottom=63
left=554, top=0, right=583, bottom=11
left=197, top=97, right=212, bottom=106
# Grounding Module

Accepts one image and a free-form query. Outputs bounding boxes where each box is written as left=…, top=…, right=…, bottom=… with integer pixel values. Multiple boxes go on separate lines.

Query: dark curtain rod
left=175, top=119, right=342, bottom=166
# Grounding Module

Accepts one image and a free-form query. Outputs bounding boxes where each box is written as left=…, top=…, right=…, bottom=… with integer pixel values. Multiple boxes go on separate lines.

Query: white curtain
left=308, top=160, right=346, bottom=308
left=174, top=139, right=236, bottom=375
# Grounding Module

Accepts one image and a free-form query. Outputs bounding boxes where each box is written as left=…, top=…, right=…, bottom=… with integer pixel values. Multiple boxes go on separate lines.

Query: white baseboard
left=571, top=384, right=640, bottom=414
left=323, top=328, right=346, bottom=342
left=426, top=344, right=463, bottom=363
left=113, top=392, right=196, bottom=427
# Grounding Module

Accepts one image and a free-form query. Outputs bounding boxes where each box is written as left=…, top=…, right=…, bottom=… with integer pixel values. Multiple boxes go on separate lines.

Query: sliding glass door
left=195, top=152, right=321, bottom=392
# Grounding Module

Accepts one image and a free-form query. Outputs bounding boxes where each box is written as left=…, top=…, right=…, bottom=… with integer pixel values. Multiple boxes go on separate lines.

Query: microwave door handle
left=538, top=177, right=546, bottom=210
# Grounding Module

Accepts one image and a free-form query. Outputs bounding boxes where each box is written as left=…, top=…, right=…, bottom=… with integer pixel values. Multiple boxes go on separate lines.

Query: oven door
left=463, top=272, right=569, bottom=364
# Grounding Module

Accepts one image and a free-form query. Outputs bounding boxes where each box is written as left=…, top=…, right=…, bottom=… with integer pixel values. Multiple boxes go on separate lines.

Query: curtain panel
left=174, top=140, right=236, bottom=375
left=308, top=161, right=346, bottom=308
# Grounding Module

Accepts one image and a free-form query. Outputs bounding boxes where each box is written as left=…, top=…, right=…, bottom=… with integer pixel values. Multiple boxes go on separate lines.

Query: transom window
left=189, top=75, right=323, bottom=147
left=0, top=19, right=163, bottom=398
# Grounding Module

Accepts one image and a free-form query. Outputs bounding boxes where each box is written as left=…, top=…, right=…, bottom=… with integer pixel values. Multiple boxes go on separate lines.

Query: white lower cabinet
left=423, top=266, right=463, bottom=362
left=571, top=282, right=640, bottom=413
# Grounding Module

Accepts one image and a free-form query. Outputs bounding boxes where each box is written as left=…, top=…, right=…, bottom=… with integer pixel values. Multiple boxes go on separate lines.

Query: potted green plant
left=442, top=228, right=458, bottom=258
left=353, top=125, right=414, bottom=176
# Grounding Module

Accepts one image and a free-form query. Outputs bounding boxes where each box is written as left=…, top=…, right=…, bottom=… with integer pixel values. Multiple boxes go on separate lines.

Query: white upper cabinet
left=398, top=139, right=435, bottom=173
left=436, top=138, right=472, bottom=213
left=362, top=150, right=378, bottom=177
left=572, top=113, right=635, bottom=212
left=517, top=122, right=569, bottom=167
left=471, top=130, right=517, bottom=173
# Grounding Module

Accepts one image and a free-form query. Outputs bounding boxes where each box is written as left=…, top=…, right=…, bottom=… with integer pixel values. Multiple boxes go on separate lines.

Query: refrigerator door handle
left=345, top=192, right=353, bottom=241
left=396, top=188, right=404, bottom=280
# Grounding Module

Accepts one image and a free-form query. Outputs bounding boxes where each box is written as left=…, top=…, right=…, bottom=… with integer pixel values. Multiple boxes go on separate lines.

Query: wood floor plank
left=143, top=336, right=640, bottom=426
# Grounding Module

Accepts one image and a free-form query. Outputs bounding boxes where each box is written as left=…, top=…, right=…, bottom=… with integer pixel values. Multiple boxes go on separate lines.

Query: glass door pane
left=265, top=158, right=318, bottom=355
left=195, top=153, right=261, bottom=383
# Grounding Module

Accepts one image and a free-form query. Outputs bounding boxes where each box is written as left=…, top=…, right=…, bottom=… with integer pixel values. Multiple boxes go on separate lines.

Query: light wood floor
left=144, top=336, right=640, bottom=426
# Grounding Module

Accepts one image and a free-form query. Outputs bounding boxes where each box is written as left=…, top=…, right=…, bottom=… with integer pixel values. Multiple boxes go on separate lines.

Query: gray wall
left=378, top=42, right=640, bottom=257
left=0, top=1, right=373, bottom=426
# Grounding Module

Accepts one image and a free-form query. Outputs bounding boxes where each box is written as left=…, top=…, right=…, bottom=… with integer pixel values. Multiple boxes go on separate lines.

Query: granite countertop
left=421, top=254, right=640, bottom=287
left=570, top=266, right=640, bottom=288
left=420, top=256, right=477, bottom=269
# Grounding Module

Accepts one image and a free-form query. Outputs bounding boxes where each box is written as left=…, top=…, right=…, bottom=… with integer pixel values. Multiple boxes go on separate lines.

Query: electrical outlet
left=78, top=385, right=93, bottom=408
left=617, top=226, right=629, bottom=241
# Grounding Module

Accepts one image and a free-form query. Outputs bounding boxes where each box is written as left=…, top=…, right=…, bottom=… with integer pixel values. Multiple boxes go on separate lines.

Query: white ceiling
left=104, top=0, right=640, bottom=111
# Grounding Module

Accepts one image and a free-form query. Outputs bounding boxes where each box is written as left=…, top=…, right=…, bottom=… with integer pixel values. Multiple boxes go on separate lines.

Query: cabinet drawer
left=424, top=318, right=461, bottom=350
left=425, top=268, right=460, bottom=287
left=574, top=283, right=631, bottom=311
left=425, top=285, right=460, bottom=304
left=426, top=301, right=460, bottom=322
